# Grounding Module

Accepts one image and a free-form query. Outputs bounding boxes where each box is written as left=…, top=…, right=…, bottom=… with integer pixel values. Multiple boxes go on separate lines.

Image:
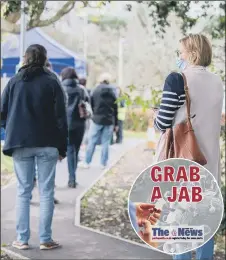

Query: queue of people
left=1, top=33, right=223, bottom=259
left=1, top=43, right=124, bottom=250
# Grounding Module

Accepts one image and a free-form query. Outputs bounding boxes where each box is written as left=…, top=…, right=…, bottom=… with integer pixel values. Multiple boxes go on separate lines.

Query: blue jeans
left=85, top=121, right=114, bottom=166
left=116, top=120, right=124, bottom=143
left=67, top=145, right=79, bottom=183
left=13, top=147, right=58, bottom=244
left=173, top=238, right=214, bottom=260
left=67, top=127, right=84, bottom=183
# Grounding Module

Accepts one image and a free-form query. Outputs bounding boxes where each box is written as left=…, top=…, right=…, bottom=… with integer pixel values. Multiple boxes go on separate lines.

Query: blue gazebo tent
left=1, top=28, right=87, bottom=77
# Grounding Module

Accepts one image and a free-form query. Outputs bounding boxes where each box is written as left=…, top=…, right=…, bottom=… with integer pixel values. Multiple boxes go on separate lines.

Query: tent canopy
left=1, top=28, right=86, bottom=77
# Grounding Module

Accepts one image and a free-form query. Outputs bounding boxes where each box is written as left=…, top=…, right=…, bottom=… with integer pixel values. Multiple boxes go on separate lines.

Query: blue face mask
left=176, top=58, right=187, bottom=71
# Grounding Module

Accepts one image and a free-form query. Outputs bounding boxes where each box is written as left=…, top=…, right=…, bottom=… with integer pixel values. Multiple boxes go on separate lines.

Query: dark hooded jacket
left=91, top=83, right=118, bottom=126
left=1, top=65, right=68, bottom=157
left=61, top=78, right=89, bottom=144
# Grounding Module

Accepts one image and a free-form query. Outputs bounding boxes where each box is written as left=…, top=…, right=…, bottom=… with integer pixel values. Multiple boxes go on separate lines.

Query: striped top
left=154, top=72, right=185, bottom=131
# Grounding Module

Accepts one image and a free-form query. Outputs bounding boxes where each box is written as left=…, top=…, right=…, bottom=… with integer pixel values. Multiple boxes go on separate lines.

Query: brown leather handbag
left=156, top=73, right=207, bottom=166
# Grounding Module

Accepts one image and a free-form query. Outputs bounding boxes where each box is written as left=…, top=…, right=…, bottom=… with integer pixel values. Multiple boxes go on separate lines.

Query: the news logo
left=151, top=226, right=204, bottom=242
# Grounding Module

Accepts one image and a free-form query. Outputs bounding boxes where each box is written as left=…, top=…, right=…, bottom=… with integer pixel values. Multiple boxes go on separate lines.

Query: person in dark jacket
left=1, top=44, right=67, bottom=250
left=61, top=67, right=89, bottom=188
left=79, top=72, right=118, bottom=169
left=32, top=59, right=60, bottom=205
left=79, top=77, right=91, bottom=148
left=79, top=78, right=91, bottom=99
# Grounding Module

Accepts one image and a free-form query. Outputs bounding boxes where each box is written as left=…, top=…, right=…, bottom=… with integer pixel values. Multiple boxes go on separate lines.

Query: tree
left=2, top=1, right=225, bottom=39
left=1, top=0, right=88, bottom=33
left=127, top=1, right=225, bottom=39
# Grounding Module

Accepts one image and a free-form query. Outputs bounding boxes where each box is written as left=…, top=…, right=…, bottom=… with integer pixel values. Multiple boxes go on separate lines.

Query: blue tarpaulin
left=1, top=128, right=5, bottom=140
left=1, top=28, right=87, bottom=77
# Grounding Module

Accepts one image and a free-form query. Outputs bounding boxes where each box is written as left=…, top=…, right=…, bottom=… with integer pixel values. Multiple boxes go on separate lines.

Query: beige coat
left=156, top=66, right=224, bottom=184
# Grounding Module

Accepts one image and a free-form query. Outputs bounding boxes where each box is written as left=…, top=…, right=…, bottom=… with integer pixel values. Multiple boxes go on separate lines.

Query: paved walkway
left=1, top=139, right=170, bottom=259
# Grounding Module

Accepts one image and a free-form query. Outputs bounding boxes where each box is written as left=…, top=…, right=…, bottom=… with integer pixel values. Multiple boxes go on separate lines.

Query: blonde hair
left=180, top=34, right=212, bottom=67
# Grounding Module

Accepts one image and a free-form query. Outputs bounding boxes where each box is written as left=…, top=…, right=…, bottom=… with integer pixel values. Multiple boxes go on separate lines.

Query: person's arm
left=138, top=219, right=159, bottom=248
left=129, top=202, right=161, bottom=248
left=90, top=89, right=95, bottom=110
left=114, top=100, right=118, bottom=127
left=154, top=72, right=185, bottom=132
left=112, top=90, right=118, bottom=127
left=1, top=80, right=11, bottom=128
left=53, top=80, right=68, bottom=158
left=128, top=201, right=139, bottom=232
left=84, top=87, right=90, bottom=103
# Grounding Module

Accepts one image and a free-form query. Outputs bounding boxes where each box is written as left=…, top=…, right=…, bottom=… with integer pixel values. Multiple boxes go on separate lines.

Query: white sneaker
left=101, top=165, right=107, bottom=170
left=78, top=161, right=90, bottom=169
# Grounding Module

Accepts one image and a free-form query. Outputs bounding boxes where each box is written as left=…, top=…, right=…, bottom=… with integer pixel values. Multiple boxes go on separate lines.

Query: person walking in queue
left=79, top=77, right=91, bottom=98
left=154, top=34, right=224, bottom=260
left=32, top=59, right=60, bottom=204
left=1, top=44, right=68, bottom=250
left=79, top=77, right=92, bottom=152
left=79, top=72, right=118, bottom=169
left=61, top=67, right=89, bottom=188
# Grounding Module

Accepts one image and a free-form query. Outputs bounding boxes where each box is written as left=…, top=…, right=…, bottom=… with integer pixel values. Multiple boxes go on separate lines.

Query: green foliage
left=2, top=0, right=77, bottom=31
left=209, top=63, right=225, bottom=82
left=2, top=1, right=20, bottom=17
left=150, top=88, right=162, bottom=107
left=210, top=2, right=225, bottom=39
left=2, top=0, right=46, bottom=19
left=3, top=1, right=224, bottom=39
left=218, top=184, right=226, bottom=235
left=217, top=128, right=226, bottom=235
left=117, top=84, right=162, bottom=131
left=117, top=84, right=162, bottom=111
left=124, top=109, right=149, bottom=132
left=127, top=1, right=225, bottom=39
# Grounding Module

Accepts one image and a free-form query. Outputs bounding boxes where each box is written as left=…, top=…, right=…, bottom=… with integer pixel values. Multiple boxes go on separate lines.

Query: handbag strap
left=181, top=72, right=192, bottom=124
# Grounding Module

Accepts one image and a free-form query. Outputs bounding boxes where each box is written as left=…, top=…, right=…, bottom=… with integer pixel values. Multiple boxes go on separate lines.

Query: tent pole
left=20, top=1, right=26, bottom=64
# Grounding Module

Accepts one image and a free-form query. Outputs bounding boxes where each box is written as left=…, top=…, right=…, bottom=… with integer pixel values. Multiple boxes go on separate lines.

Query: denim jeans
left=173, top=238, right=214, bottom=260
left=116, top=120, right=124, bottom=143
left=83, top=119, right=91, bottom=146
left=67, top=127, right=84, bottom=183
left=85, top=121, right=114, bottom=166
left=67, top=145, right=79, bottom=183
left=13, top=147, right=58, bottom=243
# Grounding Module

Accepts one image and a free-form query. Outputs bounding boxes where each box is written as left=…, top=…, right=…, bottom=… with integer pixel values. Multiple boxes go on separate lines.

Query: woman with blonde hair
left=154, top=34, right=224, bottom=259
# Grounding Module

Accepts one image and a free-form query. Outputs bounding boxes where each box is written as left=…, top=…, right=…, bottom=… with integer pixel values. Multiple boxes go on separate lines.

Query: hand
left=138, top=219, right=158, bottom=248
left=114, top=126, right=119, bottom=132
left=58, top=156, right=64, bottom=162
left=135, top=203, right=161, bottom=224
left=151, top=108, right=159, bottom=119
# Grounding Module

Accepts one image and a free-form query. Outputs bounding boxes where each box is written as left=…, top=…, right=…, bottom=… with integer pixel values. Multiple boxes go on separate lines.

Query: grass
left=124, top=130, right=146, bottom=139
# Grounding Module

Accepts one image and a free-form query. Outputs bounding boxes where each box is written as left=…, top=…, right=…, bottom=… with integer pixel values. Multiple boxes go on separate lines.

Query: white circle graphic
left=128, top=158, right=224, bottom=255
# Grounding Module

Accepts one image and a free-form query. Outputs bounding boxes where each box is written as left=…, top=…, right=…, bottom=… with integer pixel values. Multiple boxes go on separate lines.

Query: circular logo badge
left=128, top=159, right=224, bottom=255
